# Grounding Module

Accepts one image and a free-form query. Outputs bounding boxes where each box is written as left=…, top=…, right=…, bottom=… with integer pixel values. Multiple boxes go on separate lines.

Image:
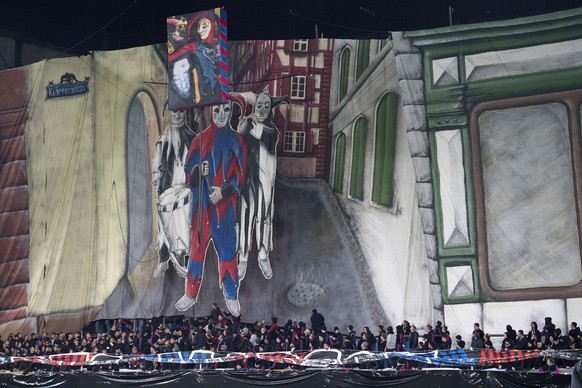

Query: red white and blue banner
left=1, top=349, right=580, bottom=368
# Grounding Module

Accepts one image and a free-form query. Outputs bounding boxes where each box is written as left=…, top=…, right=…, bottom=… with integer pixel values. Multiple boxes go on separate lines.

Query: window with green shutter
left=372, top=93, right=398, bottom=206
left=356, top=40, right=370, bottom=79
left=339, top=47, right=350, bottom=102
left=350, top=117, right=367, bottom=199
left=333, top=133, right=346, bottom=193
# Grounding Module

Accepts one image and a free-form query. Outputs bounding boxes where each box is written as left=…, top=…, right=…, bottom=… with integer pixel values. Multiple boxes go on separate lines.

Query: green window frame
left=356, top=40, right=370, bottom=79
left=339, top=47, right=350, bottom=101
left=350, top=117, right=367, bottom=199
left=372, top=93, right=398, bottom=206
left=333, top=133, right=346, bottom=193
left=378, top=38, right=387, bottom=52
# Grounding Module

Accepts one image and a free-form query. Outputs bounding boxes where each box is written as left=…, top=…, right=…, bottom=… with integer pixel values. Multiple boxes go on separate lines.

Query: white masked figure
left=152, top=110, right=196, bottom=278
left=236, top=92, right=289, bottom=281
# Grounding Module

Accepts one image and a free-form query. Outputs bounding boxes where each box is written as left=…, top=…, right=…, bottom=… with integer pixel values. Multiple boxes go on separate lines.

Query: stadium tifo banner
left=0, top=370, right=574, bottom=388
left=166, top=8, right=228, bottom=109
left=4, top=6, right=582, bottom=343
left=1, top=349, right=581, bottom=368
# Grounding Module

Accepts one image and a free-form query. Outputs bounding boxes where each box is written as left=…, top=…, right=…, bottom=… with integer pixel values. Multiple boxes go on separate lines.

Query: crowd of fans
left=0, top=303, right=580, bottom=373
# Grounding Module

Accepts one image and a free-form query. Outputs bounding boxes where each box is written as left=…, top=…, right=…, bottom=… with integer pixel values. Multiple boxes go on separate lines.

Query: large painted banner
left=0, top=40, right=402, bottom=335
left=1, top=7, right=582, bottom=343
left=166, top=8, right=228, bottom=109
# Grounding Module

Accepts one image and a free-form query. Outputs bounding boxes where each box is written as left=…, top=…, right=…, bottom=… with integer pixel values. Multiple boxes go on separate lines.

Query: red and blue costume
left=184, top=121, right=247, bottom=303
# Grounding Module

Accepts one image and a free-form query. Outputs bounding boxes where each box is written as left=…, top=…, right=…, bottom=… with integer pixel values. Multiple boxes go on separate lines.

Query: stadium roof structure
left=2, top=0, right=581, bottom=52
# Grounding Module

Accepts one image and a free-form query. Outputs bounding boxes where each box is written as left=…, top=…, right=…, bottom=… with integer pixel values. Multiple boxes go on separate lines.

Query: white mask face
left=198, top=18, right=212, bottom=40
left=171, top=110, right=186, bottom=127
left=254, top=94, right=271, bottom=123
left=212, top=102, right=232, bottom=128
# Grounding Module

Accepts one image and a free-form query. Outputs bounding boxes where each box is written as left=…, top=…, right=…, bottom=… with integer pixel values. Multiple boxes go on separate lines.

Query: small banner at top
left=167, top=8, right=228, bottom=110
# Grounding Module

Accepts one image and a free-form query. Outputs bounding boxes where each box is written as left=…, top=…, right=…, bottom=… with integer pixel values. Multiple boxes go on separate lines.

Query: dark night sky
left=1, top=0, right=581, bottom=52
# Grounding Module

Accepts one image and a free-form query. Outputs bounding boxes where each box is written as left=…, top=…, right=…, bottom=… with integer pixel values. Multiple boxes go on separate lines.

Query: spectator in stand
left=378, top=332, right=387, bottom=354
left=210, top=303, right=223, bottom=322
left=505, top=325, right=517, bottom=344
left=539, top=357, right=559, bottom=373
left=363, top=327, right=376, bottom=351
left=440, top=326, right=452, bottom=350
left=569, top=322, right=581, bottom=341
left=530, top=346, right=546, bottom=370
left=455, top=335, right=465, bottom=349
left=425, top=325, right=436, bottom=346
left=317, top=333, right=327, bottom=349
left=528, top=321, right=541, bottom=342
left=434, top=321, right=444, bottom=348
left=385, top=326, right=395, bottom=352
left=128, top=346, right=142, bottom=369
left=542, top=317, right=556, bottom=344
left=295, top=329, right=309, bottom=352
left=546, top=333, right=559, bottom=350
left=501, top=332, right=515, bottom=350
left=402, top=320, right=411, bottom=335
left=205, top=328, right=217, bottom=351
left=222, top=328, right=235, bottom=351
left=346, top=325, right=357, bottom=350
left=106, top=336, right=118, bottom=354
left=360, top=341, right=369, bottom=351
left=238, top=328, right=254, bottom=353
left=194, top=327, right=207, bottom=350
left=566, top=334, right=582, bottom=368
left=3, top=312, right=582, bottom=372
left=273, top=335, right=286, bottom=352
left=332, top=327, right=343, bottom=346
left=383, top=326, right=397, bottom=368
left=484, top=333, right=494, bottom=350
left=500, top=337, right=513, bottom=351
left=395, top=325, right=405, bottom=351
left=408, top=325, right=419, bottom=351
left=248, top=327, right=259, bottom=348
left=307, top=331, right=320, bottom=350
left=258, top=326, right=269, bottom=345
left=554, top=328, right=568, bottom=350
left=310, top=309, right=325, bottom=332
left=421, top=334, right=431, bottom=350
left=266, top=317, right=279, bottom=339
left=471, top=323, right=485, bottom=349
left=318, top=326, right=329, bottom=345
left=283, top=319, right=294, bottom=332
left=357, top=332, right=368, bottom=350
left=215, top=314, right=231, bottom=332
left=328, top=330, right=341, bottom=349
left=378, top=325, right=386, bottom=337
left=514, top=330, right=529, bottom=350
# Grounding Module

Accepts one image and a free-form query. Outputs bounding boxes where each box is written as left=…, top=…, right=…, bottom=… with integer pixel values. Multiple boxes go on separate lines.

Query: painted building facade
left=393, top=8, right=582, bottom=343
left=230, top=39, right=333, bottom=178
left=328, top=38, right=439, bottom=328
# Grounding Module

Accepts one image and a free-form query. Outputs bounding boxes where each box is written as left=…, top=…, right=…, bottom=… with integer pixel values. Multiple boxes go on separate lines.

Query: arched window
left=356, top=40, right=370, bottom=79
left=350, top=117, right=367, bottom=199
left=333, top=133, right=346, bottom=193
left=126, top=92, right=158, bottom=272
left=339, top=47, right=351, bottom=102
left=372, top=93, right=398, bottom=206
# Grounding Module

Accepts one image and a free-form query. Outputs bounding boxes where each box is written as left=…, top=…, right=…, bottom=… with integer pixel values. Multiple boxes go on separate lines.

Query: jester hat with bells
left=228, top=91, right=290, bottom=125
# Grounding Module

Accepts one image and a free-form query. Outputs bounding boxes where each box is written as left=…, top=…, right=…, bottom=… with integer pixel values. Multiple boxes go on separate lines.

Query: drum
left=157, top=185, right=192, bottom=257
